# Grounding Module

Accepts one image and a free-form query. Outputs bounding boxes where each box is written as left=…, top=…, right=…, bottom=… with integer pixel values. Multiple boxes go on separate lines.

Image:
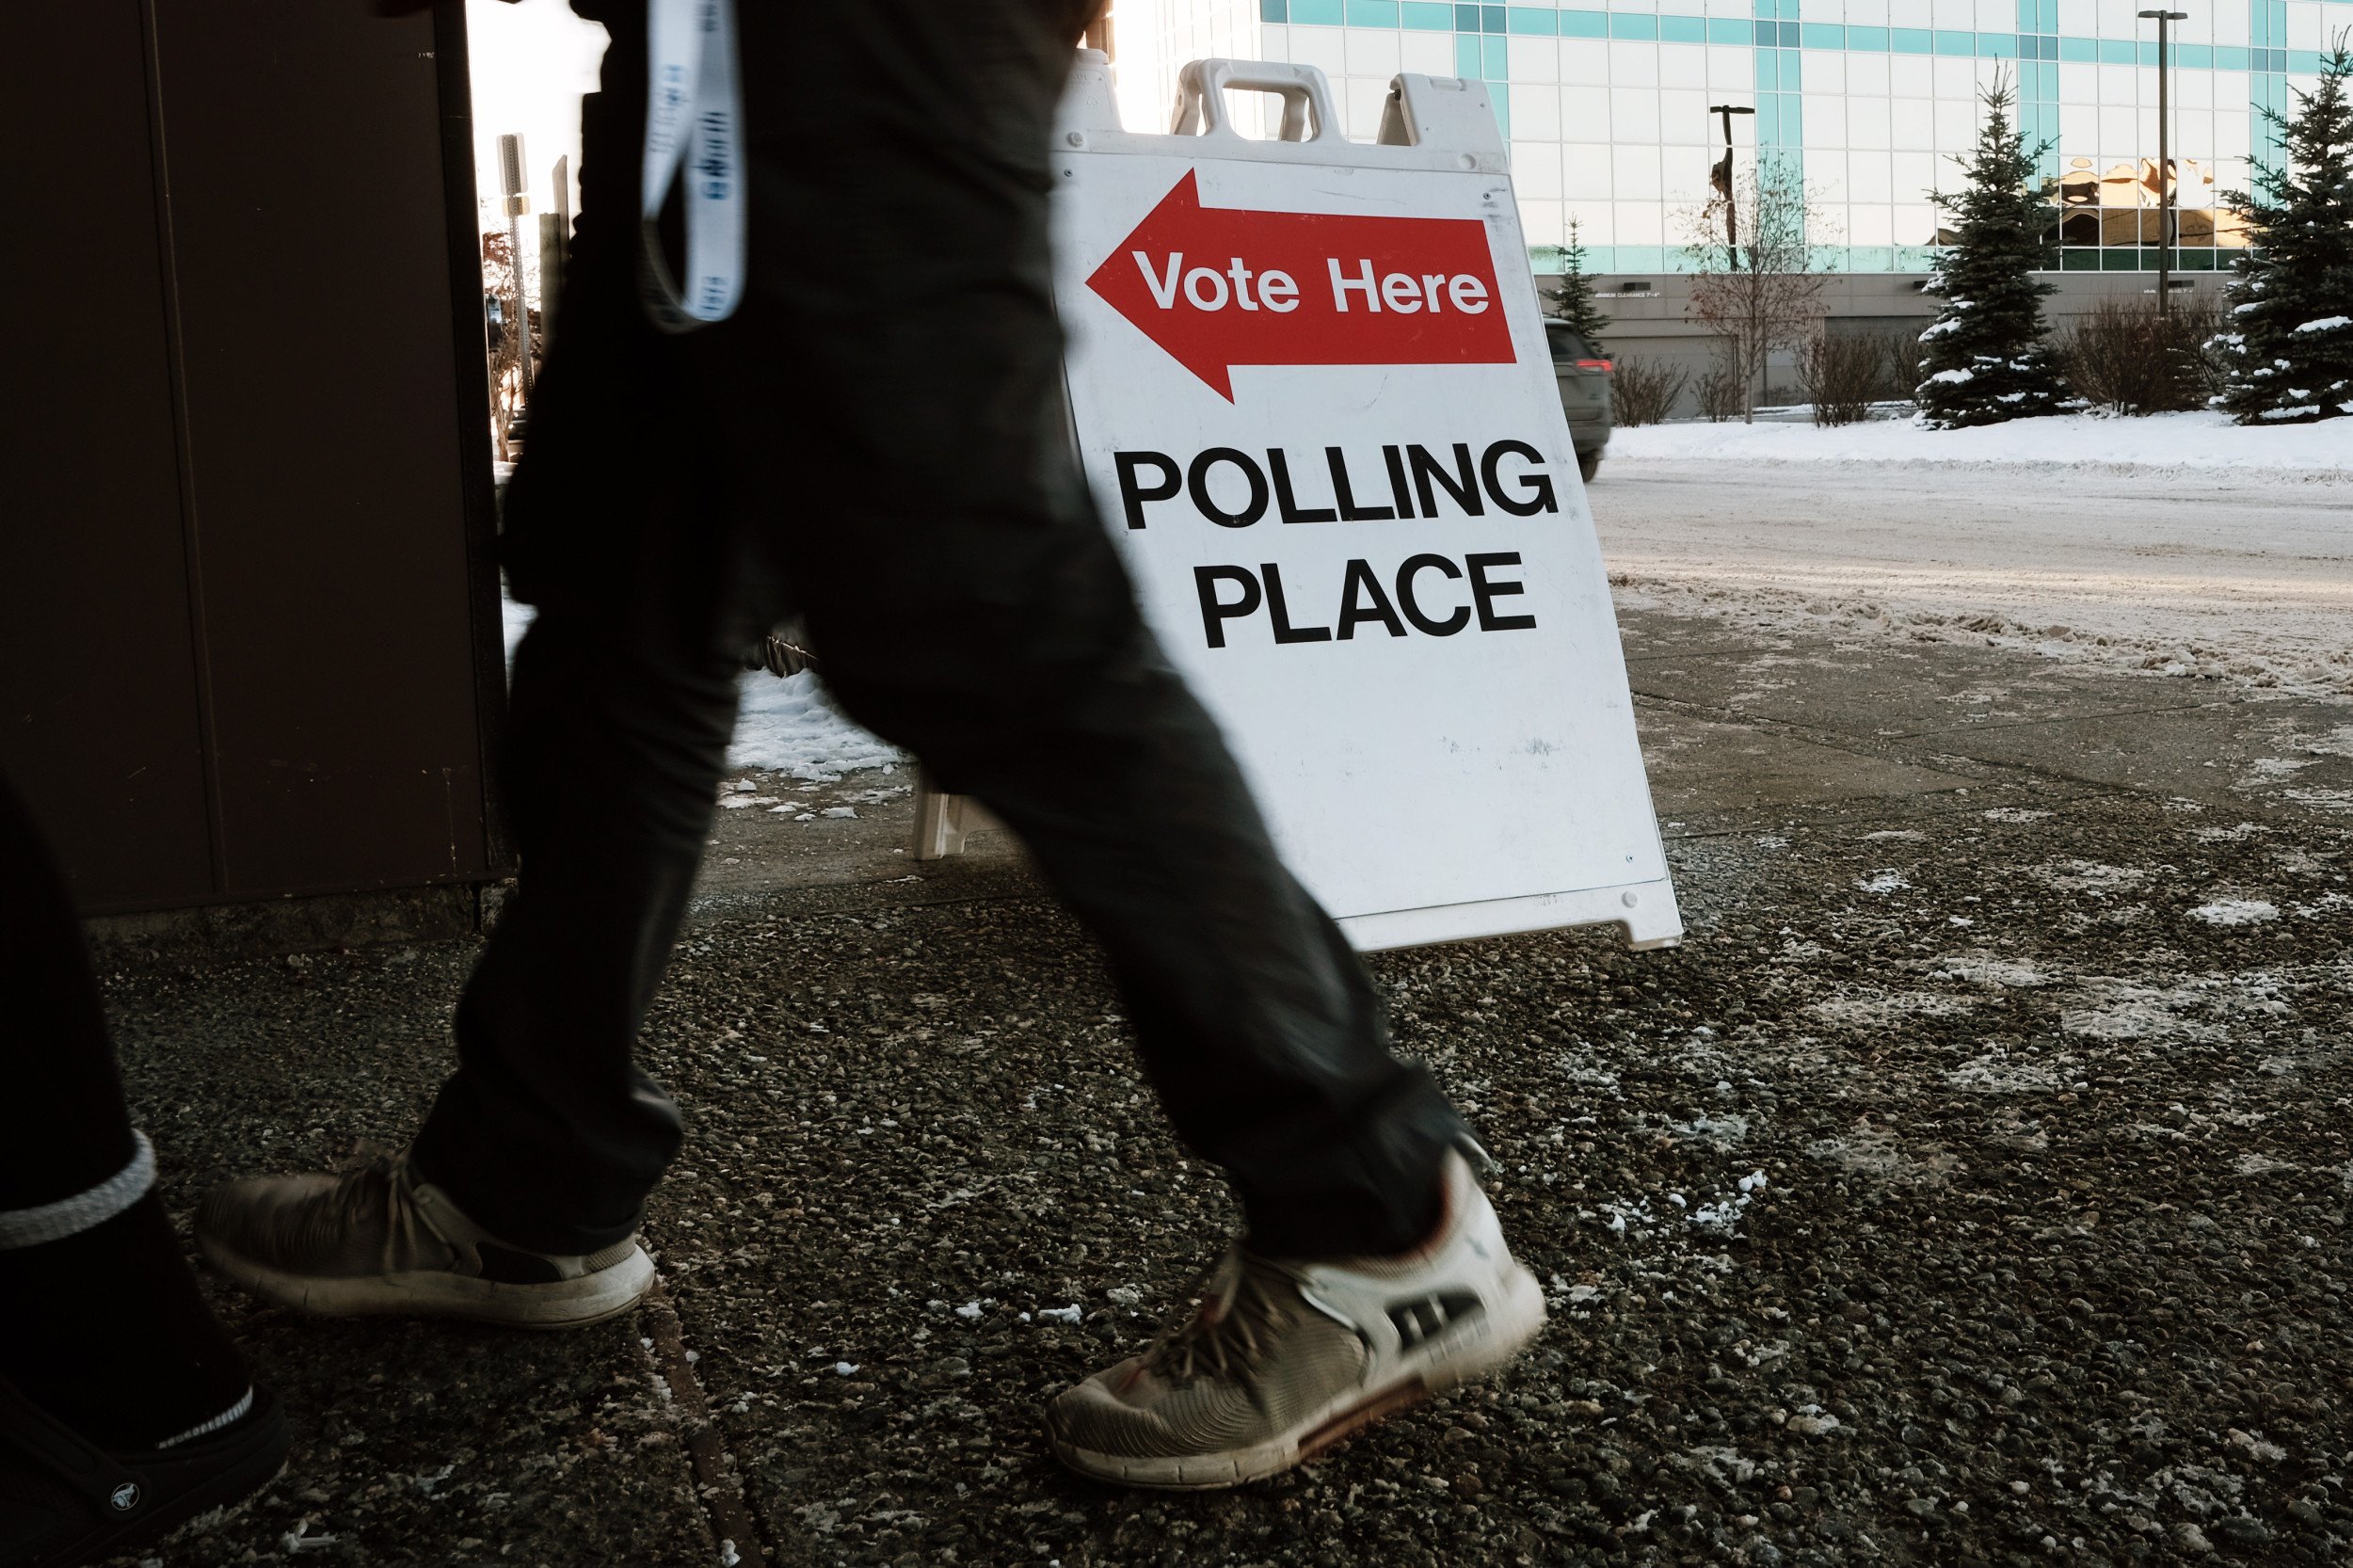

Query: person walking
left=197, top=0, right=1542, bottom=1488
left=0, top=776, right=290, bottom=1565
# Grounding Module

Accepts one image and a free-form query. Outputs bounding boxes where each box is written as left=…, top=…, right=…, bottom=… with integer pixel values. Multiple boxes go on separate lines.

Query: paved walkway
left=113, top=601, right=2352, bottom=1567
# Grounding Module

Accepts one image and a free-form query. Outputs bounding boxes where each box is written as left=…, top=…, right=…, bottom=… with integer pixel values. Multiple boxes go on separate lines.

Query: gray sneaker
left=1047, top=1152, right=1545, bottom=1489
left=196, top=1150, right=654, bottom=1330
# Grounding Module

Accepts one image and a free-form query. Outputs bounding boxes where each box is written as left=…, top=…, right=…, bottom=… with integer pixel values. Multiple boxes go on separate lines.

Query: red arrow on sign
left=1084, top=170, right=1516, bottom=400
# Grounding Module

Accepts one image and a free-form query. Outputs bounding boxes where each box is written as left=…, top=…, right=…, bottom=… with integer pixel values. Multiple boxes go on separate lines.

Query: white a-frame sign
left=921, top=55, right=1679, bottom=954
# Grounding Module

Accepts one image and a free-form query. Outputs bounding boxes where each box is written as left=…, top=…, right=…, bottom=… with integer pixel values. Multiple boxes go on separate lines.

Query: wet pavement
left=106, top=601, right=2353, bottom=1567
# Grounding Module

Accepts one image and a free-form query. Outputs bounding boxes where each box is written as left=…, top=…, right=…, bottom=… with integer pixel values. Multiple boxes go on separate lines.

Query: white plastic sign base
left=919, top=56, right=1679, bottom=954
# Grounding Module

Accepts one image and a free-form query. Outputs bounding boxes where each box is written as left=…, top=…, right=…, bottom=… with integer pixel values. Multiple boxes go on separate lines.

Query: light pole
left=1708, top=104, right=1755, bottom=268
left=2137, top=9, right=2188, bottom=314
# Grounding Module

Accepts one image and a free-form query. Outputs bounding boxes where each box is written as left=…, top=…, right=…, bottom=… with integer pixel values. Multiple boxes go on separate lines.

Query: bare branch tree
left=1678, top=158, right=1831, bottom=423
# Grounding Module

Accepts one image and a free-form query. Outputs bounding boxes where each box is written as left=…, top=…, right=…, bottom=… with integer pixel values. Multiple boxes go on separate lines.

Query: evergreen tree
left=1545, top=220, right=1611, bottom=350
left=2213, top=45, right=2353, bottom=424
left=1914, top=73, right=2073, bottom=427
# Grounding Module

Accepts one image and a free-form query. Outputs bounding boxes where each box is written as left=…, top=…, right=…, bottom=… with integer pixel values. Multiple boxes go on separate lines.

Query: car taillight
left=1577, top=358, right=1612, bottom=371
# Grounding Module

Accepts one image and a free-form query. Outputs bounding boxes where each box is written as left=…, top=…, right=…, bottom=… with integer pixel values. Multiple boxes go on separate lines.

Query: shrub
left=1695, top=358, right=1747, bottom=422
left=2061, top=296, right=2228, bottom=414
left=1796, top=331, right=1892, bottom=425
left=1610, top=357, right=1689, bottom=425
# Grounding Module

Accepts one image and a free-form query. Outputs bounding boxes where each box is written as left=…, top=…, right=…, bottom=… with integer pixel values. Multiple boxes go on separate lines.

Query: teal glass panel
left=1510, top=7, right=1558, bottom=33
left=2037, top=0, right=2056, bottom=27
left=1781, top=96, right=1802, bottom=141
left=2291, top=49, right=2324, bottom=71
left=1755, top=48, right=1780, bottom=86
left=1849, top=245, right=1896, bottom=271
left=1984, top=31, right=2017, bottom=55
left=1456, top=32, right=1482, bottom=73
left=1707, top=16, right=1750, bottom=40
left=1617, top=245, right=1668, bottom=272
left=2177, top=42, right=2212, bottom=66
left=1801, top=23, right=1844, bottom=47
left=1490, top=81, right=1512, bottom=136
left=1262, top=0, right=1288, bottom=20
left=2061, top=249, right=2100, bottom=270
left=1402, top=0, right=1455, bottom=25
left=1610, top=12, right=1657, bottom=36
left=1483, top=3, right=1507, bottom=28
left=1561, top=9, right=1609, bottom=34
left=1484, top=33, right=1509, bottom=72
left=1848, top=24, right=1889, bottom=48
left=1661, top=15, right=1706, bottom=42
left=1291, top=0, right=1344, bottom=20
left=1782, top=51, right=1802, bottom=84
left=2097, top=38, right=2133, bottom=61
left=1348, top=0, right=1401, bottom=22
left=1753, top=19, right=1778, bottom=42
left=2059, top=35, right=2095, bottom=58
left=1893, top=27, right=1932, bottom=51
left=2015, top=0, right=2034, bottom=27
left=1935, top=29, right=1973, bottom=53
left=1756, top=94, right=1780, bottom=141
left=2139, top=40, right=2158, bottom=63
left=1455, top=2, right=1482, bottom=26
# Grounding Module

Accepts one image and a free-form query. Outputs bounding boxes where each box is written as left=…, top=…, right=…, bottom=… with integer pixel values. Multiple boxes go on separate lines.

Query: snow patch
left=2187, top=899, right=2280, bottom=926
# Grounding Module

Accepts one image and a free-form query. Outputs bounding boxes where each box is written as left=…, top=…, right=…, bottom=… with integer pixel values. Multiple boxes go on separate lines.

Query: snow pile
left=1609, top=410, right=2352, bottom=472
left=503, top=598, right=901, bottom=780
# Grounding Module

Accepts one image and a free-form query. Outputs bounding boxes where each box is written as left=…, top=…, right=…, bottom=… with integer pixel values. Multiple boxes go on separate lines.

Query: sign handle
left=1171, top=59, right=1344, bottom=145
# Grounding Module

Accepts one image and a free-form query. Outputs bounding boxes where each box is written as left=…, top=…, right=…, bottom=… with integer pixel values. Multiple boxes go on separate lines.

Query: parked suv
left=1545, top=322, right=1613, bottom=482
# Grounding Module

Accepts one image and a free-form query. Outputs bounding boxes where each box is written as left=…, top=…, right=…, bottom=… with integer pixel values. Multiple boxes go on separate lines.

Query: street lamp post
left=1708, top=104, right=1755, bottom=268
left=2137, top=9, right=2189, bottom=314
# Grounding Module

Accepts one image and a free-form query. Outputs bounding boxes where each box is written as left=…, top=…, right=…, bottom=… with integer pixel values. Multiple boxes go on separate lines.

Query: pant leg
left=404, top=70, right=746, bottom=1256
left=0, top=776, right=254, bottom=1448
left=0, top=775, right=136, bottom=1208
left=709, top=2, right=1465, bottom=1257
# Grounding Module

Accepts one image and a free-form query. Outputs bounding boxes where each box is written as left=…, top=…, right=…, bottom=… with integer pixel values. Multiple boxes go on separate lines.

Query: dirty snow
left=1592, top=452, right=2353, bottom=698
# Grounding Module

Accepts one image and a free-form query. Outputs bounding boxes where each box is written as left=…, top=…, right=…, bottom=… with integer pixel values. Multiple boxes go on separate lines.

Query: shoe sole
left=1048, top=1260, right=1548, bottom=1491
left=198, top=1236, right=657, bottom=1330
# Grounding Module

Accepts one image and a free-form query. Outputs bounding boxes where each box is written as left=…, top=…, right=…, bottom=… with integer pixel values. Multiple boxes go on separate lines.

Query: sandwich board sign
left=919, top=55, right=1679, bottom=954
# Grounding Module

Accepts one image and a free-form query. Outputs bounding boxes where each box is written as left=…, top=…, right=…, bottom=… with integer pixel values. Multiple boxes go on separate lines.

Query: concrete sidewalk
left=110, top=604, right=2353, bottom=1567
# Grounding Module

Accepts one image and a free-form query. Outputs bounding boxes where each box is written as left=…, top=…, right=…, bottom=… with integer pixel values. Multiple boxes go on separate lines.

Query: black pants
left=408, top=0, right=1465, bottom=1260
left=0, top=777, right=135, bottom=1214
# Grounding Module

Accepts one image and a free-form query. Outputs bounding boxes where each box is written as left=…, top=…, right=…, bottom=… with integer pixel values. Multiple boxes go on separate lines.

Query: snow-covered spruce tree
left=1545, top=219, right=1611, bottom=350
left=1914, top=74, right=2073, bottom=427
left=2213, top=44, right=2353, bottom=424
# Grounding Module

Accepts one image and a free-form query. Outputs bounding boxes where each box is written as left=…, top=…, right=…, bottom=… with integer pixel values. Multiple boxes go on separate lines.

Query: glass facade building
left=1147, top=0, right=2343, bottom=272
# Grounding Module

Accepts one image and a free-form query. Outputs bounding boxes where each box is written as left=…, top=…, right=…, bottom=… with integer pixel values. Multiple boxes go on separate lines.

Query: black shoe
left=0, top=1379, right=288, bottom=1568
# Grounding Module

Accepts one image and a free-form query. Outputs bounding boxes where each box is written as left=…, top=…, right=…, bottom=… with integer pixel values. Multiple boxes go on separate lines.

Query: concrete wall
left=1546, top=269, right=2232, bottom=414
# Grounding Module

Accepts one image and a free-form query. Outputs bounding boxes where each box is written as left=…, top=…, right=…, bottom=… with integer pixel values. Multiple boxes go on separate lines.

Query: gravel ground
left=97, top=600, right=2353, bottom=1568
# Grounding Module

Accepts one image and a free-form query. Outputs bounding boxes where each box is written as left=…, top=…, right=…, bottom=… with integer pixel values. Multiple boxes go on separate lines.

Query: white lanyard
left=639, top=0, right=744, bottom=331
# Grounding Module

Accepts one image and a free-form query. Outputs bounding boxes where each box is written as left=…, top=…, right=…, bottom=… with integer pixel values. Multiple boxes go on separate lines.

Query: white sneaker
left=1046, top=1151, right=1545, bottom=1489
